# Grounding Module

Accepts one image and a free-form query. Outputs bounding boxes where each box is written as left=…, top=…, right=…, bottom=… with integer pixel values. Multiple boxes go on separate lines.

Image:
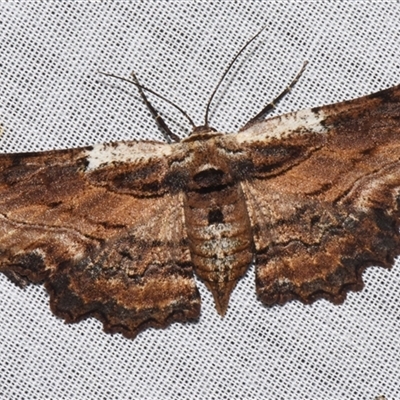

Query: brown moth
left=1, top=30, right=400, bottom=339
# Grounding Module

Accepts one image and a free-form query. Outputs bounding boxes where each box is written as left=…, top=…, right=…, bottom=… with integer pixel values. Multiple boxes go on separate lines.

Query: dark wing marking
left=233, top=84, right=400, bottom=305
left=0, top=142, right=200, bottom=338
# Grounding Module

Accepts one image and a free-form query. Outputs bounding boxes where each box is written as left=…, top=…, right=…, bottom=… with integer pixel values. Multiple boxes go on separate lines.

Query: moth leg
left=131, top=72, right=181, bottom=143
left=240, top=61, right=308, bottom=131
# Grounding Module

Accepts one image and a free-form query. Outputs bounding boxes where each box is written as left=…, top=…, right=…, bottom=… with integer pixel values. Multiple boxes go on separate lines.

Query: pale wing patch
left=85, top=141, right=174, bottom=171
left=235, top=108, right=328, bottom=144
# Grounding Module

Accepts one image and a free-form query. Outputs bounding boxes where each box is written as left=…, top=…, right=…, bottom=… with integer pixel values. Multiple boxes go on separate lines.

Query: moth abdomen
left=183, top=184, right=253, bottom=315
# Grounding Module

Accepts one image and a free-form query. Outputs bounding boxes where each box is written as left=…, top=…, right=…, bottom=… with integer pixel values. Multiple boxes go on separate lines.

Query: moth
left=1, top=29, right=400, bottom=339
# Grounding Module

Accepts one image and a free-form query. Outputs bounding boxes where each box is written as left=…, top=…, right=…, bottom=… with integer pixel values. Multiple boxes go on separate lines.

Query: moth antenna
left=203, top=26, right=266, bottom=128
left=240, top=60, right=308, bottom=131
left=99, top=71, right=196, bottom=134
left=130, top=72, right=181, bottom=143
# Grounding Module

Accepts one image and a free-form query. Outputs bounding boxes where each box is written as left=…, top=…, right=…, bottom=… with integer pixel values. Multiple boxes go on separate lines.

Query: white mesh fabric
left=1, top=2, right=400, bottom=399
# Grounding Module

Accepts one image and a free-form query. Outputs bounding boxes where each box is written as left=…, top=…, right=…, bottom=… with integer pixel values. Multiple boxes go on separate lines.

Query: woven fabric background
left=1, top=2, right=400, bottom=399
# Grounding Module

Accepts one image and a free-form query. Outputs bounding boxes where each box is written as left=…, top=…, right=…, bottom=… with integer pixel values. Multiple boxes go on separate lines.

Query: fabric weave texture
left=0, top=2, right=399, bottom=399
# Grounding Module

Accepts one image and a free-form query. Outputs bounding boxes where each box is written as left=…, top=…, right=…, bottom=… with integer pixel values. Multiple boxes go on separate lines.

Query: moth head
left=182, top=126, right=220, bottom=142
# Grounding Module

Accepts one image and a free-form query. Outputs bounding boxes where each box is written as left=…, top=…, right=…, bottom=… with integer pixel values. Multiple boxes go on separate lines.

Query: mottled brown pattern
left=239, top=86, right=400, bottom=305
left=1, top=84, right=400, bottom=338
left=0, top=149, right=200, bottom=338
